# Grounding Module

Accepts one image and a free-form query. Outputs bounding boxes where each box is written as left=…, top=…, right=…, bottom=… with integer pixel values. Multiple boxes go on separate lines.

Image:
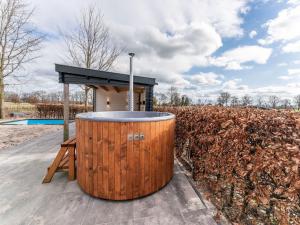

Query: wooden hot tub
left=75, top=111, right=175, bottom=200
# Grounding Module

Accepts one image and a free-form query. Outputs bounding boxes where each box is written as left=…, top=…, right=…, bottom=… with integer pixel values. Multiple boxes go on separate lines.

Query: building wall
left=95, top=88, right=146, bottom=111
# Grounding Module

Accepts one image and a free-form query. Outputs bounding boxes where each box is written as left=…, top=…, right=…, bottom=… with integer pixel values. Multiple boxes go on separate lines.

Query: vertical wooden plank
left=75, top=119, right=80, bottom=185
left=87, top=121, right=94, bottom=194
left=114, top=122, right=121, bottom=200
left=84, top=120, right=89, bottom=193
left=165, top=120, right=171, bottom=181
left=171, top=119, right=175, bottom=174
left=156, top=121, right=162, bottom=190
left=102, top=122, right=109, bottom=198
left=120, top=122, right=127, bottom=199
left=92, top=122, right=98, bottom=196
left=97, top=122, right=103, bottom=196
left=132, top=122, right=140, bottom=198
left=108, top=122, right=115, bottom=199
left=144, top=122, right=150, bottom=194
left=168, top=120, right=174, bottom=179
left=68, top=146, right=75, bottom=181
left=126, top=122, right=133, bottom=199
left=139, top=122, right=145, bottom=196
left=150, top=121, right=157, bottom=191
left=162, top=120, right=167, bottom=186
left=164, top=120, right=170, bottom=183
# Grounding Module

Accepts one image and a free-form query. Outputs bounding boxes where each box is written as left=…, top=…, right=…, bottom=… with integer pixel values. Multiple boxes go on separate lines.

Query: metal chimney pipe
left=128, top=53, right=135, bottom=111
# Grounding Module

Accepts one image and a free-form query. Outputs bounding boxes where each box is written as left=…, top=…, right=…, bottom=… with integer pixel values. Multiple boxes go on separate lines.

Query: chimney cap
left=128, top=52, right=135, bottom=57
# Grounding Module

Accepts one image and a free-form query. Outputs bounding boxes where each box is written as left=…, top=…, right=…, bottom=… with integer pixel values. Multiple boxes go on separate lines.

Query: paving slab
left=0, top=125, right=218, bottom=225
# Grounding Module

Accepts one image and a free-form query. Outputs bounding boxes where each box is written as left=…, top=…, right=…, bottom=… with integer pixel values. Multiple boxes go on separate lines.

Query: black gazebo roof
left=55, top=64, right=157, bottom=87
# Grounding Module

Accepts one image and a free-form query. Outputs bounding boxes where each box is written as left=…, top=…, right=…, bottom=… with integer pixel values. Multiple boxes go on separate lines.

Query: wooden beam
left=100, top=86, right=109, bottom=91
left=63, top=83, right=69, bottom=141
left=113, top=86, right=121, bottom=93
left=87, top=84, right=98, bottom=89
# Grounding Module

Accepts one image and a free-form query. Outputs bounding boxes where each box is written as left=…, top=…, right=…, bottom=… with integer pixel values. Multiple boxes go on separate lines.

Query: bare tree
left=155, top=92, right=167, bottom=105
left=62, top=5, right=121, bottom=111
left=241, top=95, right=252, bottom=107
left=294, top=95, right=300, bottom=110
left=281, top=99, right=291, bottom=109
left=268, top=95, right=280, bottom=109
left=256, top=95, right=265, bottom=108
left=167, top=86, right=181, bottom=106
left=0, top=0, right=43, bottom=118
left=217, top=92, right=231, bottom=106
left=197, top=94, right=210, bottom=105
left=181, top=95, right=191, bottom=106
left=230, top=96, right=239, bottom=107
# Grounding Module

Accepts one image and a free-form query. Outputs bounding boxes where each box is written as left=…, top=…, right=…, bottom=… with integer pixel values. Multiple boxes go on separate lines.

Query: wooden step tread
left=61, top=137, right=76, bottom=147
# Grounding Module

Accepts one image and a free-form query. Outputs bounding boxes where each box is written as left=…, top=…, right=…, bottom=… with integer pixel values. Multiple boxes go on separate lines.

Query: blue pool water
left=1, top=119, right=64, bottom=125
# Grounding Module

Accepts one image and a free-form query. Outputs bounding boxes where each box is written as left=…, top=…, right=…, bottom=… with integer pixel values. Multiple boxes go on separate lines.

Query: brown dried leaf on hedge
left=156, top=106, right=300, bottom=225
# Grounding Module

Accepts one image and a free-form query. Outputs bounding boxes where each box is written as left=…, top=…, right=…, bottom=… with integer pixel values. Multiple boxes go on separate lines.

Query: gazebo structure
left=55, top=64, right=157, bottom=140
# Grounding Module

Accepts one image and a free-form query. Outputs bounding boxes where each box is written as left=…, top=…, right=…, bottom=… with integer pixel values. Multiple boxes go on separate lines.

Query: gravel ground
left=0, top=124, right=61, bottom=150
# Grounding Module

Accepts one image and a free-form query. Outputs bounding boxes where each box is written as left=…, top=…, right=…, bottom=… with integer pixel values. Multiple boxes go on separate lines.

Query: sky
left=5, top=0, right=300, bottom=102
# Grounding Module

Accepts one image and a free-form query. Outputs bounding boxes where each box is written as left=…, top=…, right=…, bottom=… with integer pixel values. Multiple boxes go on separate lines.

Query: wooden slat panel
left=163, top=120, right=170, bottom=184
left=76, top=120, right=81, bottom=185
left=68, top=146, right=75, bottom=181
left=87, top=121, right=93, bottom=194
left=79, top=120, right=83, bottom=186
left=160, top=121, right=165, bottom=186
left=155, top=121, right=161, bottom=190
left=150, top=121, right=155, bottom=192
left=144, top=122, right=151, bottom=194
left=133, top=122, right=140, bottom=198
left=92, top=122, right=98, bottom=196
left=114, top=122, right=121, bottom=199
left=139, top=122, right=145, bottom=196
left=171, top=119, right=175, bottom=175
left=108, top=122, right=115, bottom=199
left=102, top=122, right=109, bottom=198
left=76, top=118, right=175, bottom=200
left=97, top=122, right=103, bottom=196
left=120, top=122, right=127, bottom=199
left=84, top=120, right=89, bottom=193
left=167, top=119, right=171, bottom=180
left=126, top=122, right=133, bottom=199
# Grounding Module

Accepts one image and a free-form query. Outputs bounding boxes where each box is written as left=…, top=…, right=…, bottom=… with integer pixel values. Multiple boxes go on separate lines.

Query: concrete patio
left=0, top=126, right=219, bottom=225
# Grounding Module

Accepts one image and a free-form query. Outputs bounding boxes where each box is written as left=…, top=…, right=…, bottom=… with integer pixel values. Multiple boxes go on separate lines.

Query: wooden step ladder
left=42, top=137, right=76, bottom=183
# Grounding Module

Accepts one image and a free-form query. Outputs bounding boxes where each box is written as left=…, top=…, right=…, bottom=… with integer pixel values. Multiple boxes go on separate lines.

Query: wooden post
left=145, top=85, right=154, bottom=111
left=92, top=88, right=96, bottom=112
left=64, top=83, right=69, bottom=141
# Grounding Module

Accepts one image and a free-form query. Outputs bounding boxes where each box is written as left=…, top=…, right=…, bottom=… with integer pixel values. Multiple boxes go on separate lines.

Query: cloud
left=279, top=68, right=300, bottom=80
left=209, top=45, right=272, bottom=70
left=293, top=60, right=300, bottom=65
left=188, top=72, right=223, bottom=86
left=259, top=4, right=300, bottom=45
left=121, top=22, right=222, bottom=59
left=222, top=79, right=248, bottom=91
left=288, top=0, right=300, bottom=5
left=282, top=40, right=300, bottom=53
left=278, top=62, right=288, bottom=67
left=9, top=0, right=252, bottom=92
left=249, top=30, right=257, bottom=38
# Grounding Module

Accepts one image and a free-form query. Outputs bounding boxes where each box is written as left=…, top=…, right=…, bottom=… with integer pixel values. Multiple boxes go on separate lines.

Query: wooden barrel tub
left=75, top=111, right=175, bottom=200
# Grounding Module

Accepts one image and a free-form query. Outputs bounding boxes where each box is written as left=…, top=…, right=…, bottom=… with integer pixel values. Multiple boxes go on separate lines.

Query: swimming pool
left=1, top=119, right=64, bottom=125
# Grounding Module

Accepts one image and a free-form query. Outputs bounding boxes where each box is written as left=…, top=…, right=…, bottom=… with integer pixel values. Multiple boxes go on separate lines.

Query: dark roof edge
left=55, top=64, right=157, bottom=86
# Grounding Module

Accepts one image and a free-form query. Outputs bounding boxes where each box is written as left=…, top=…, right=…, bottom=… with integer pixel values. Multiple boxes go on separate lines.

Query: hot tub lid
left=76, top=111, right=175, bottom=122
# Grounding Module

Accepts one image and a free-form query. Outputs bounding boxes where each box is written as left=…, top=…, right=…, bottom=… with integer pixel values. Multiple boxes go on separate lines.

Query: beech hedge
left=156, top=106, right=300, bottom=225
left=36, top=104, right=92, bottom=119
